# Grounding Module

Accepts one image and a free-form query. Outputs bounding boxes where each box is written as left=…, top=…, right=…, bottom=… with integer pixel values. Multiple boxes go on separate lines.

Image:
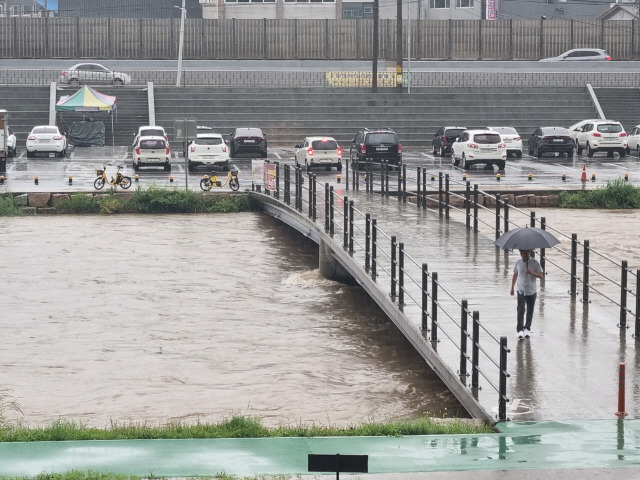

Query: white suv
left=486, top=126, right=522, bottom=158
left=575, top=120, right=627, bottom=157
left=451, top=129, right=507, bottom=170
left=133, top=136, right=171, bottom=172
left=188, top=133, right=230, bottom=172
left=295, top=136, right=343, bottom=172
left=133, top=125, right=167, bottom=148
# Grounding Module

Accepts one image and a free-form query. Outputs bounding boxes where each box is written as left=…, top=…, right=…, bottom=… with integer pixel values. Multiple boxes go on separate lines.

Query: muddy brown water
left=0, top=213, right=465, bottom=428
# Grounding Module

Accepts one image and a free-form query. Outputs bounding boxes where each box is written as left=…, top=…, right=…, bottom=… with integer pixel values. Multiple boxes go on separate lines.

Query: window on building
left=226, top=0, right=277, bottom=3
left=456, top=0, right=473, bottom=7
left=11, top=5, right=20, bottom=16
left=429, top=0, right=450, bottom=8
left=342, top=2, right=373, bottom=17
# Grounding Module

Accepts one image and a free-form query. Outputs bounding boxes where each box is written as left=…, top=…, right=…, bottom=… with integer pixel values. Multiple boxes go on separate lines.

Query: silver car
left=540, top=48, right=611, bottom=62
left=59, top=63, right=132, bottom=86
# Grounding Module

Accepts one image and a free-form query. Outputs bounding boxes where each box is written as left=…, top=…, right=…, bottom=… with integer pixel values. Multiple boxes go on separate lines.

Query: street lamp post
left=175, top=0, right=186, bottom=87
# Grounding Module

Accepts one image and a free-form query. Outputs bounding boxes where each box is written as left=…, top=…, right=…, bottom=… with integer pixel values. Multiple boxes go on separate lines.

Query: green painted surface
left=1, top=420, right=639, bottom=477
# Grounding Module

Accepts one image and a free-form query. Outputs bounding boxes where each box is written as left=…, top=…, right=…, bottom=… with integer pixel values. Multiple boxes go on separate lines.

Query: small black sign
left=308, top=453, right=369, bottom=473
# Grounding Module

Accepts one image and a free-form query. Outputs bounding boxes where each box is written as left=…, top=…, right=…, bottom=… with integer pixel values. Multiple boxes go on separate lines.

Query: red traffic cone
left=581, top=164, right=587, bottom=183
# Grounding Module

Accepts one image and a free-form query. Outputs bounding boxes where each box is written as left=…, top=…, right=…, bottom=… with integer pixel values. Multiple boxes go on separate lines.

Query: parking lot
left=1, top=144, right=638, bottom=193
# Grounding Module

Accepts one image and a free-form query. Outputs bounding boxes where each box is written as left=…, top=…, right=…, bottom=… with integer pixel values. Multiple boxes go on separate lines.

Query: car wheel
left=133, top=162, right=139, bottom=172
left=566, top=150, right=574, bottom=158
left=164, top=162, right=171, bottom=172
left=433, top=144, right=438, bottom=156
left=626, top=147, right=630, bottom=155
left=577, top=142, right=583, bottom=155
left=305, top=160, right=311, bottom=172
left=113, top=78, right=123, bottom=86
left=337, top=163, right=342, bottom=172
left=229, top=148, right=235, bottom=158
left=516, top=151, right=522, bottom=158
left=451, top=152, right=459, bottom=167
left=262, top=151, right=268, bottom=158
left=497, top=161, right=505, bottom=170
left=536, top=146, right=542, bottom=158
left=461, top=154, right=468, bottom=170
left=618, top=149, right=626, bottom=158
left=188, top=163, right=194, bottom=173
left=528, top=143, right=533, bottom=155
left=439, top=146, right=446, bottom=157
left=586, top=143, right=594, bottom=158
left=27, top=151, right=34, bottom=158
left=637, top=145, right=640, bottom=156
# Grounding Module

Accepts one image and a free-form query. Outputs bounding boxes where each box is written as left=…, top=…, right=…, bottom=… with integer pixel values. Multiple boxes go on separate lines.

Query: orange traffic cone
left=581, top=164, right=587, bottom=183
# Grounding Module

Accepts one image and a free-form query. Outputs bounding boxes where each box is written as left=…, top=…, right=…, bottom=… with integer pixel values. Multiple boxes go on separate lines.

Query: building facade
left=58, top=0, right=202, bottom=18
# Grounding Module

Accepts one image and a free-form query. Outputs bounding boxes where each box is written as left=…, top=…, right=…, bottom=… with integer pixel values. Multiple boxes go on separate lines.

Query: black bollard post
left=570, top=233, right=578, bottom=295
left=431, top=273, right=438, bottom=344
left=499, top=336, right=508, bottom=422
left=621, top=260, right=628, bottom=329
left=399, top=242, right=405, bottom=308
left=416, top=166, right=421, bottom=208
left=421, top=263, right=429, bottom=335
left=460, top=300, right=468, bottom=377
left=495, top=193, right=501, bottom=240
left=445, top=174, right=450, bottom=219
left=473, top=184, right=479, bottom=233
left=343, top=195, right=349, bottom=249
left=422, top=168, right=427, bottom=208
left=329, top=186, right=334, bottom=237
left=365, top=213, right=371, bottom=271
left=583, top=240, right=590, bottom=303
left=465, top=181, right=471, bottom=229
left=472, top=311, right=480, bottom=389
left=540, top=217, right=546, bottom=271
left=275, top=162, right=280, bottom=199
left=371, top=218, right=377, bottom=279
left=349, top=200, right=354, bottom=255
left=391, top=236, right=397, bottom=298
left=324, top=183, right=330, bottom=232
left=438, top=172, right=443, bottom=217
left=504, top=198, right=510, bottom=234
left=635, top=270, right=640, bottom=339
left=402, top=164, right=407, bottom=203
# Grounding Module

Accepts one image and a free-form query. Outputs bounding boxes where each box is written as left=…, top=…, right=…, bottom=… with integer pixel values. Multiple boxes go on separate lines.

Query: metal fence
left=1, top=17, right=640, bottom=60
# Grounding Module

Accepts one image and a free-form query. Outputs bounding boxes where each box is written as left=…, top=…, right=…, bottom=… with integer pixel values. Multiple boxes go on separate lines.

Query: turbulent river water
left=0, top=213, right=466, bottom=428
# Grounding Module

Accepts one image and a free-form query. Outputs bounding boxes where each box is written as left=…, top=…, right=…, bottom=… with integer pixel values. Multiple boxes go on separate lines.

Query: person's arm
left=525, top=263, right=544, bottom=280
left=510, top=272, right=518, bottom=296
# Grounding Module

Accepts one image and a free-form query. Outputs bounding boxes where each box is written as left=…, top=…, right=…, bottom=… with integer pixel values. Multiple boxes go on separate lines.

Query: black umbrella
left=494, top=226, right=560, bottom=251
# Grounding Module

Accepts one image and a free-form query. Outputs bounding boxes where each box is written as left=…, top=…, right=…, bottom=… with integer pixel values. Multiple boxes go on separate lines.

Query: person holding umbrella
left=510, top=249, right=544, bottom=339
left=495, top=226, right=560, bottom=339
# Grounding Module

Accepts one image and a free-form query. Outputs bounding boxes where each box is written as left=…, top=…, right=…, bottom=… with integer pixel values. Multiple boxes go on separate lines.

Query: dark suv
left=432, top=126, right=466, bottom=157
left=350, top=128, right=402, bottom=168
left=229, top=127, right=267, bottom=158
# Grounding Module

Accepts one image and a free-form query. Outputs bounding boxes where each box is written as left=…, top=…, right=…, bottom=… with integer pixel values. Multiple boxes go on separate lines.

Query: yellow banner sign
left=326, top=71, right=397, bottom=87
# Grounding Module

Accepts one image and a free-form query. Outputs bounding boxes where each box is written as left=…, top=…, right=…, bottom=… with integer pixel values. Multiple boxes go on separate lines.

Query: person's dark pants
left=516, top=292, right=537, bottom=332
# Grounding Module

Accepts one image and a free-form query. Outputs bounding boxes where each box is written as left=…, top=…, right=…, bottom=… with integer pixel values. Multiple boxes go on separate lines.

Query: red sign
left=486, top=0, right=496, bottom=20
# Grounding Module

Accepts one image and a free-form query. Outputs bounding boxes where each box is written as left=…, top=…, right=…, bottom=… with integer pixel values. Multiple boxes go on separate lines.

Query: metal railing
left=257, top=161, right=511, bottom=422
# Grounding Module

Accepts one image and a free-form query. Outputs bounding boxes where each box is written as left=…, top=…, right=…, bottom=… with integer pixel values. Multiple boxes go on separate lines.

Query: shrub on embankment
left=558, top=178, right=640, bottom=208
left=0, top=184, right=251, bottom=215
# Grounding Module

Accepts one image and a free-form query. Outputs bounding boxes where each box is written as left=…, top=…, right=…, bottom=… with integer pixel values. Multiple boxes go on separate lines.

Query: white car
left=486, top=126, right=522, bottom=158
left=188, top=133, right=230, bottom=172
left=295, top=136, right=343, bottom=171
left=59, top=63, right=132, bottom=86
left=575, top=120, right=627, bottom=157
left=567, top=119, right=610, bottom=145
left=26, top=125, right=67, bottom=158
left=133, top=125, right=167, bottom=147
left=540, top=48, right=611, bottom=62
left=133, top=136, right=171, bottom=172
left=451, top=129, right=507, bottom=170
left=627, top=125, right=640, bottom=155
left=6, top=127, right=16, bottom=157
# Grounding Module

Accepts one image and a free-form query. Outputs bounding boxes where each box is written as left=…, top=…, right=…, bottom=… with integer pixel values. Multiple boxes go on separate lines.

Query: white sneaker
left=524, top=329, right=530, bottom=338
left=518, top=331, right=525, bottom=339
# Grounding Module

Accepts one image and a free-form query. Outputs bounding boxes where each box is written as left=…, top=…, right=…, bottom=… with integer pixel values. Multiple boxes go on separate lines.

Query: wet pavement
left=1, top=420, right=640, bottom=478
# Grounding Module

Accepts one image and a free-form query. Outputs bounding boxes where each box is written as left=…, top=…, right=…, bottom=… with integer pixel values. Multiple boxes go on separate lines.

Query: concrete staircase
left=594, top=88, right=640, bottom=133
left=0, top=86, right=50, bottom=146
left=54, top=86, right=149, bottom=148
left=153, top=86, right=598, bottom=149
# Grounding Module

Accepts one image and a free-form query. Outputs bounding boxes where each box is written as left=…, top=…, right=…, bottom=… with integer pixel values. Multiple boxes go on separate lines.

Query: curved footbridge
left=250, top=166, right=640, bottom=424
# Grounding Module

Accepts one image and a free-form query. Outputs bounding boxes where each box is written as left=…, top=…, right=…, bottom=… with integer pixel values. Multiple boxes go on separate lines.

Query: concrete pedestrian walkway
left=1, top=420, right=639, bottom=478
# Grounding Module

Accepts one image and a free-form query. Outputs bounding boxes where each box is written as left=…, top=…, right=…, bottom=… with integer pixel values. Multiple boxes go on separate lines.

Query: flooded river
left=0, top=213, right=465, bottom=428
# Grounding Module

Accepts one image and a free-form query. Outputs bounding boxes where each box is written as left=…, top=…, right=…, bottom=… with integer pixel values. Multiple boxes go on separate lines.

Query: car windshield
left=236, top=128, right=263, bottom=138
left=597, top=124, right=623, bottom=133
left=312, top=139, right=338, bottom=150
left=140, top=139, right=165, bottom=149
left=197, top=137, right=223, bottom=145
left=367, top=133, right=396, bottom=144
left=32, top=126, right=58, bottom=134
left=473, top=133, right=501, bottom=144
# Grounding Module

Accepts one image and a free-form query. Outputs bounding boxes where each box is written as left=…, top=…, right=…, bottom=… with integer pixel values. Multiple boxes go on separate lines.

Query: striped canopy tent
left=56, top=86, right=117, bottom=146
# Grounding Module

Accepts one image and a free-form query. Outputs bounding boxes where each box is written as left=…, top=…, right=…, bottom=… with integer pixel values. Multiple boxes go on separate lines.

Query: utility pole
left=372, top=0, right=379, bottom=92
left=396, top=0, right=403, bottom=91
left=176, top=0, right=186, bottom=87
